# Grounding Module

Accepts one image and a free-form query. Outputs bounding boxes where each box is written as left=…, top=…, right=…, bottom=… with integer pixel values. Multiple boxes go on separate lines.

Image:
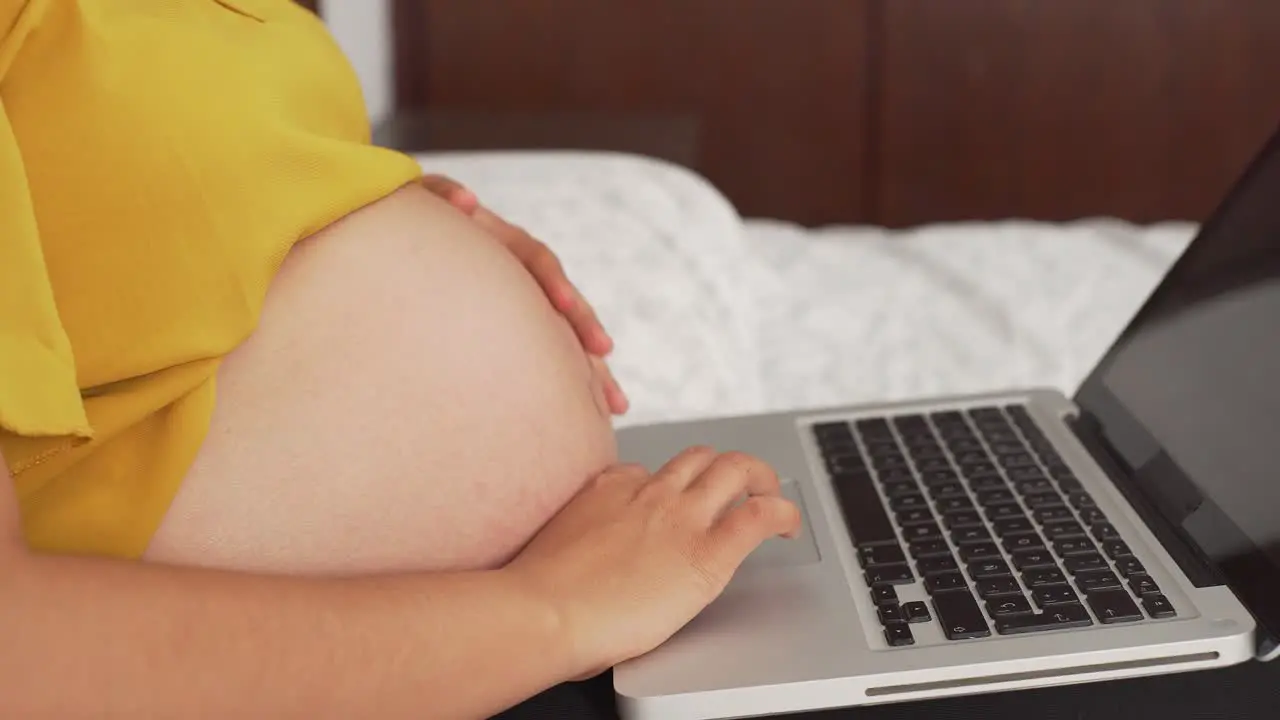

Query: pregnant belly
left=147, top=183, right=618, bottom=573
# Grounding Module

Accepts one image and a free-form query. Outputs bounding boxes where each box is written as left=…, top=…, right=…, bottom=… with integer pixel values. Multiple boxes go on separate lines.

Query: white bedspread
left=413, top=151, right=1196, bottom=426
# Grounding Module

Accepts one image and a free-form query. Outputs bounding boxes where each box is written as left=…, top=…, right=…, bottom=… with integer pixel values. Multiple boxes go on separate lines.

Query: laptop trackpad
left=738, top=480, right=821, bottom=570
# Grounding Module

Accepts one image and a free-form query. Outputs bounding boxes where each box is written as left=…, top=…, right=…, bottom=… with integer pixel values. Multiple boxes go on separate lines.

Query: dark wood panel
left=394, top=0, right=872, bottom=224
left=876, top=0, right=1280, bottom=227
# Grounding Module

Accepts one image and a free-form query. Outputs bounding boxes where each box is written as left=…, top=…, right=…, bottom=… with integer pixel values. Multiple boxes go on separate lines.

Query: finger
left=588, top=355, right=629, bottom=415
left=684, top=452, right=782, bottom=522
left=419, top=174, right=479, bottom=214
left=510, top=233, right=614, bottom=356
left=651, top=446, right=722, bottom=493
left=707, top=495, right=803, bottom=567
left=563, top=287, right=614, bottom=356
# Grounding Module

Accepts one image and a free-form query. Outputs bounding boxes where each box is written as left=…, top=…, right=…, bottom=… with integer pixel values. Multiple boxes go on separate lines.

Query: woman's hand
left=502, top=447, right=803, bottom=678
left=420, top=174, right=628, bottom=415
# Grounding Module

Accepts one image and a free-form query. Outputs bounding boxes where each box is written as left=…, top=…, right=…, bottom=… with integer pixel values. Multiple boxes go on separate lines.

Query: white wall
left=318, top=0, right=395, bottom=125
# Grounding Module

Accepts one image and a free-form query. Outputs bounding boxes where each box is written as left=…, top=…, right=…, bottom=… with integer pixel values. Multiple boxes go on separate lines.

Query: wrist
left=491, top=565, right=594, bottom=681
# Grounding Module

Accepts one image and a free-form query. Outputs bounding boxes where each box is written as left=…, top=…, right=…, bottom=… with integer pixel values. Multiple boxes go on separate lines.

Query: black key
left=856, top=418, right=893, bottom=437
left=1087, top=589, right=1143, bottom=624
left=859, top=545, right=907, bottom=567
left=1079, top=508, right=1107, bottom=525
left=1092, top=522, right=1121, bottom=541
left=1043, top=521, right=1087, bottom=540
left=916, top=456, right=957, bottom=474
left=967, top=559, right=1013, bottom=579
left=1115, top=557, right=1146, bottom=578
left=925, top=572, right=968, bottom=594
left=998, top=453, right=1039, bottom=469
left=961, top=462, right=999, bottom=478
left=896, top=508, right=936, bottom=527
left=918, top=555, right=960, bottom=575
left=865, top=564, right=914, bottom=586
left=1103, top=540, right=1132, bottom=559
left=1014, top=479, right=1055, bottom=495
left=936, top=497, right=976, bottom=514
left=991, top=442, right=1029, bottom=457
left=944, top=512, right=984, bottom=530
left=1130, top=575, right=1160, bottom=596
left=831, top=472, right=899, bottom=547
left=976, top=577, right=1022, bottom=598
left=1011, top=548, right=1057, bottom=570
left=993, top=517, right=1035, bottom=537
left=1023, top=568, right=1068, bottom=588
left=929, top=482, right=968, bottom=500
left=865, top=440, right=900, bottom=458
left=1034, top=507, right=1075, bottom=524
left=959, top=542, right=1002, bottom=562
left=1007, top=466, right=1049, bottom=482
left=1063, top=554, right=1107, bottom=574
left=1143, top=594, right=1177, bottom=619
left=872, top=585, right=899, bottom=605
left=914, top=457, right=952, bottom=474
left=884, top=622, right=915, bottom=647
left=903, top=601, right=932, bottom=623
left=948, top=438, right=985, bottom=453
left=1051, top=467, right=1079, bottom=484
left=982, top=431, right=1020, bottom=445
left=824, top=452, right=867, bottom=474
left=932, top=590, right=992, bottom=640
left=969, top=475, right=1008, bottom=492
left=1024, top=492, right=1065, bottom=509
left=976, top=489, right=1016, bottom=507
left=1068, top=492, right=1096, bottom=509
left=986, top=595, right=1034, bottom=617
left=879, top=468, right=917, bottom=484
left=1003, top=534, right=1044, bottom=553
left=951, top=527, right=994, bottom=546
left=995, top=603, right=1092, bottom=635
left=954, top=451, right=991, bottom=466
left=902, top=523, right=943, bottom=542
left=1032, top=585, right=1078, bottom=607
left=910, top=539, right=952, bottom=558
left=921, top=469, right=960, bottom=486
left=893, top=414, right=929, bottom=430
left=931, top=411, right=966, bottom=425
left=889, top=494, right=929, bottom=512
left=813, top=421, right=853, bottom=440
left=1054, top=538, right=1096, bottom=557
left=874, top=455, right=911, bottom=472
left=878, top=603, right=905, bottom=624
left=882, top=480, right=920, bottom=498
left=1075, top=571, right=1122, bottom=593
left=986, top=504, right=1026, bottom=522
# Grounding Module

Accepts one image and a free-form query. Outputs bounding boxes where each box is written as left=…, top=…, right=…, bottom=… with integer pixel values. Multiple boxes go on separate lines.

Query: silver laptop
left=613, top=126, right=1280, bottom=720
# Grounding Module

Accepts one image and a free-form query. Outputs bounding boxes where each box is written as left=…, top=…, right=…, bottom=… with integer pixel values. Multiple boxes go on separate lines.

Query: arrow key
left=1086, top=589, right=1143, bottom=624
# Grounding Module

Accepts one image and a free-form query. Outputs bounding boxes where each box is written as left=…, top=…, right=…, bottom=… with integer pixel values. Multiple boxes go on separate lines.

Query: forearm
left=0, top=550, right=574, bottom=719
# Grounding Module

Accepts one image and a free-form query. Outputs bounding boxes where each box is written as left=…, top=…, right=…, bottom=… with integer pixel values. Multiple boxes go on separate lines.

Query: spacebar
left=830, top=472, right=897, bottom=547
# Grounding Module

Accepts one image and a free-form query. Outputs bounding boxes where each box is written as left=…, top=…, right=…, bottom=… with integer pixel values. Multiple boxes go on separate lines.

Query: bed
left=413, top=150, right=1196, bottom=426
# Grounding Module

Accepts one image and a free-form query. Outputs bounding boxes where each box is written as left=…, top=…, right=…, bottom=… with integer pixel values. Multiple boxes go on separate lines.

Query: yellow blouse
left=0, top=0, right=422, bottom=558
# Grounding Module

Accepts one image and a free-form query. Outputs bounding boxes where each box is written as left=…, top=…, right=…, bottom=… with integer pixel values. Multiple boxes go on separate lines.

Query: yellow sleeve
left=1, top=13, right=93, bottom=440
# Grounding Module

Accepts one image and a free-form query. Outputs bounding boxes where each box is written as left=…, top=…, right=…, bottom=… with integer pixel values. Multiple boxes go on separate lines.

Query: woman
left=0, top=1, right=799, bottom=717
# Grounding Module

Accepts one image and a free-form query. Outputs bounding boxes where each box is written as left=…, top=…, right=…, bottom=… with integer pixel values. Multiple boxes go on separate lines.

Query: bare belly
left=143, top=184, right=618, bottom=574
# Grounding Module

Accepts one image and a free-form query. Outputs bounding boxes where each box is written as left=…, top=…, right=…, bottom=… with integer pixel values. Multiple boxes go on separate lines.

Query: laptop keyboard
left=812, top=404, right=1177, bottom=648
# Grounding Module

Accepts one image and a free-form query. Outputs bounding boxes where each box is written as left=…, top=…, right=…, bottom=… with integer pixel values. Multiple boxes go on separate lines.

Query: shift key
left=932, top=590, right=991, bottom=640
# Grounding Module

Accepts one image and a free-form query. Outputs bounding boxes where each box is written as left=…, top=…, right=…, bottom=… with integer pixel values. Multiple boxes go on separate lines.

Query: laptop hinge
left=1067, top=413, right=1224, bottom=588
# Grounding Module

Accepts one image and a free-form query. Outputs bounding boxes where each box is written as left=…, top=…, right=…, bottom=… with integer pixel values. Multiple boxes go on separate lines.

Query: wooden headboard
left=384, top=0, right=1280, bottom=228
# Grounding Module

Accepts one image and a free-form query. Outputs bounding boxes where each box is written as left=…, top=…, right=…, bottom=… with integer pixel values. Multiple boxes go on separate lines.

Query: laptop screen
left=1075, top=126, right=1280, bottom=647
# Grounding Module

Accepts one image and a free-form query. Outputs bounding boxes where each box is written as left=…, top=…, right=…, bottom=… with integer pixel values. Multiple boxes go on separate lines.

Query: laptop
left=613, top=125, right=1280, bottom=720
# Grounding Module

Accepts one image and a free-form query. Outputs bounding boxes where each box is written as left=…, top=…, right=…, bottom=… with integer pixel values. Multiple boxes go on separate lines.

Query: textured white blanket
left=413, top=151, right=1195, bottom=426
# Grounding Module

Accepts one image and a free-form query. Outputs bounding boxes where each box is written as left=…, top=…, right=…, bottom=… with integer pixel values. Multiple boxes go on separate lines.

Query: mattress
left=412, top=151, right=1196, bottom=426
